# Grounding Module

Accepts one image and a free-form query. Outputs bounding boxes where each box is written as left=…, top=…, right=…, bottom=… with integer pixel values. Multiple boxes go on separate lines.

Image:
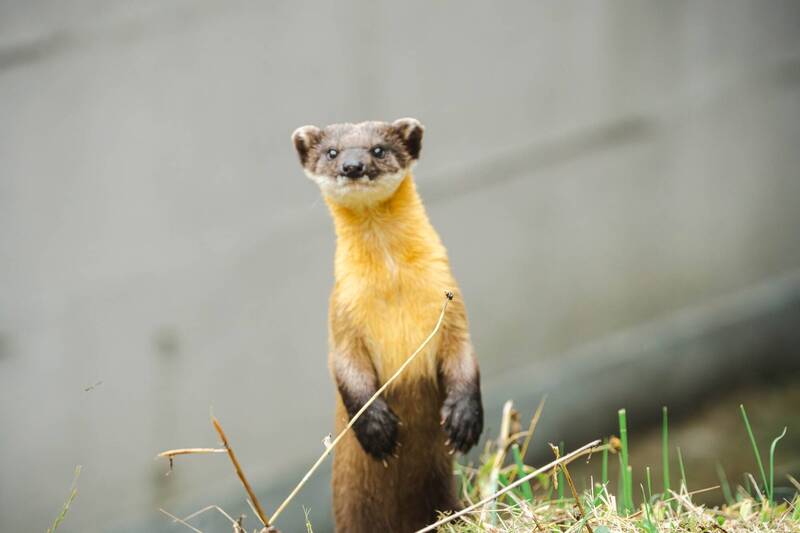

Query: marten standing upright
left=291, top=118, right=484, bottom=532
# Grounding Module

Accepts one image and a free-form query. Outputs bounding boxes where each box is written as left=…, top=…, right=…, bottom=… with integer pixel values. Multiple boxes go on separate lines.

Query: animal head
left=291, top=118, right=424, bottom=207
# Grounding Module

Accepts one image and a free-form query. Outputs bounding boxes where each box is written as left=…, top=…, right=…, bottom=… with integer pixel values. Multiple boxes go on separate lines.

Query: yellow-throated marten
left=292, top=118, right=483, bottom=532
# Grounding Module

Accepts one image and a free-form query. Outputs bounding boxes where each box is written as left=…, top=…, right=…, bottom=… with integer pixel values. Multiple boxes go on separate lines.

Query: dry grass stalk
left=267, top=292, right=453, bottom=525
left=415, top=439, right=602, bottom=533
left=746, top=473, right=765, bottom=501
left=520, top=395, right=547, bottom=459
left=549, top=443, right=593, bottom=533
left=211, top=416, right=272, bottom=529
left=160, top=505, right=247, bottom=533
left=157, top=448, right=227, bottom=458
left=47, top=465, right=81, bottom=533
left=669, top=489, right=729, bottom=532
left=159, top=508, right=203, bottom=533
left=444, top=488, right=798, bottom=533
left=156, top=448, right=228, bottom=475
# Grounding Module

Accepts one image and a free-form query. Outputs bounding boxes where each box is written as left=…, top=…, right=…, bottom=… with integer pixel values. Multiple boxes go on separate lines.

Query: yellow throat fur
left=326, top=174, right=457, bottom=385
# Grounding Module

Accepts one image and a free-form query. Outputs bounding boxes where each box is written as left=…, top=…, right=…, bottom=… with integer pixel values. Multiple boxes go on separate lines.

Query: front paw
left=441, top=390, right=483, bottom=453
left=351, top=399, right=399, bottom=460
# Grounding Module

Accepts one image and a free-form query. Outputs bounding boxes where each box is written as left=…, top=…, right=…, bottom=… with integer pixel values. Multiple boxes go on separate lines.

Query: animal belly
left=332, top=380, right=458, bottom=532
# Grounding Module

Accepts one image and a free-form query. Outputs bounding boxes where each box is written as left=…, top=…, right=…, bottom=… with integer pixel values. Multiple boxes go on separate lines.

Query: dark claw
left=351, top=398, right=400, bottom=460
left=441, top=389, right=483, bottom=453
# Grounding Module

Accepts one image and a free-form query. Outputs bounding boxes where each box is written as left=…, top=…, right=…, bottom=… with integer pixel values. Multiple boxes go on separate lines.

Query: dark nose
left=342, top=161, right=366, bottom=178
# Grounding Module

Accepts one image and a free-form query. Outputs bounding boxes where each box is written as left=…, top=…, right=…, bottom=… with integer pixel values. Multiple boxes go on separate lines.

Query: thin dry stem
left=157, top=448, right=227, bottom=458
left=520, top=395, right=547, bottom=458
left=211, top=416, right=271, bottom=529
left=550, top=443, right=593, bottom=533
left=47, top=465, right=81, bottom=533
left=166, top=505, right=246, bottom=533
left=747, top=473, right=765, bottom=501
left=159, top=509, right=203, bottom=533
left=268, top=292, right=453, bottom=525
left=183, top=505, right=241, bottom=528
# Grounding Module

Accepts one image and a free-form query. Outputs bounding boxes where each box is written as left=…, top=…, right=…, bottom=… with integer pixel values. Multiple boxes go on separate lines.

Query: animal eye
left=371, top=146, right=385, bottom=158
left=326, top=148, right=338, bottom=160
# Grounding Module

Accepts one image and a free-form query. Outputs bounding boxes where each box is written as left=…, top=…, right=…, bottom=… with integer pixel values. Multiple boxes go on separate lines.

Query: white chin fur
left=304, top=170, right=407, bottom=208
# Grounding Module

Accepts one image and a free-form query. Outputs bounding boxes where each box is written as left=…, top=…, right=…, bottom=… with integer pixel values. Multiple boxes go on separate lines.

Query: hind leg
left=331, top=407, right=397, bottom=533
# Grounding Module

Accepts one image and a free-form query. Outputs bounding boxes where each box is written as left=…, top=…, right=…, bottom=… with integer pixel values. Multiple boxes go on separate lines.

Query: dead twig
left=747, top=473, right=765, bottom=501
left=157, top=448, right=227, bottom=458
left=159, top=509, right=203, bottom=533
left=167, top=505, right=246, bottom=533
left=156, top=447, right=227, bottom=476
left=520, top=395, right=547, bottom=458
left=550, top=443, right=593, bottom=533
left=211, top=416, right=272, bottom=529
left=47, top=465, right=81, bottom=533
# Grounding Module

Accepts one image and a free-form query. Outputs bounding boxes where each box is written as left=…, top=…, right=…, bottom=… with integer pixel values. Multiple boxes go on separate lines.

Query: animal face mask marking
left=292, top=118, right=424, bottom=207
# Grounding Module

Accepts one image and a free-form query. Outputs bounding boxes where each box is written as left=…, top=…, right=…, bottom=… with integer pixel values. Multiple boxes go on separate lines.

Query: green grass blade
left=511, top=443, right=533, bottom=501
left=617, top=454, right=625, bottom=514
left=595, top=443, right=608, bottom=509
left=645, top=466, right=653, bottom=503
left=768, top=426, right=788, bottom=504
left=558, top=441, right=565, bottom=504
left=640, top=484, right=657, bottom=533
left=715, top=462, right=734, bottom=505
left=739, top=404, right=768, bottom=497
left=47, top=465, right=81, bottom=533
left=618, top=409, right=633, bottom=513
left=662, top=406, right=671, bottom=496
left=627, top=465, right=634, bottom=510
left=676, top=446, right=687, bottom=491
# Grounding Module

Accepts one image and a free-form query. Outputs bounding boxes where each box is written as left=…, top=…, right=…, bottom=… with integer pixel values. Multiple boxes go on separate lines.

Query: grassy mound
left=440, top=483, right=799, bottom=532
left=439, top=402, right=798, bottom=533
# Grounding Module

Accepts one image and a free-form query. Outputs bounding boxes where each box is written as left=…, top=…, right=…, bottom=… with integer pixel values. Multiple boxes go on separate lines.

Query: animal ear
left=392, top=118, right=424, bottom=160
left=292, top=125, right=322, bottom=167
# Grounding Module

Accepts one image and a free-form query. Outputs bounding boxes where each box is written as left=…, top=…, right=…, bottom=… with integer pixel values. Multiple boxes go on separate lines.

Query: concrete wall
left=1, top=2, right=799, bottom=531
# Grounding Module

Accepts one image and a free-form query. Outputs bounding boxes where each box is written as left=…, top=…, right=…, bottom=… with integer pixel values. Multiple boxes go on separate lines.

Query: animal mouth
left=337, top=174, right=378, bottom=184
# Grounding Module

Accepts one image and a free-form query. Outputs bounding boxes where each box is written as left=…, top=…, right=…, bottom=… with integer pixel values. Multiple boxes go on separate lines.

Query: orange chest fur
left=336, top=262, right=450, bottom=384
left=329, top=176, right=455, bottom=385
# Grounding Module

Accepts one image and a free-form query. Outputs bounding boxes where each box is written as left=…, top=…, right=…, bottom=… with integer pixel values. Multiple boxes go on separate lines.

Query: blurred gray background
left=1, top=1, right=800, bottom=532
